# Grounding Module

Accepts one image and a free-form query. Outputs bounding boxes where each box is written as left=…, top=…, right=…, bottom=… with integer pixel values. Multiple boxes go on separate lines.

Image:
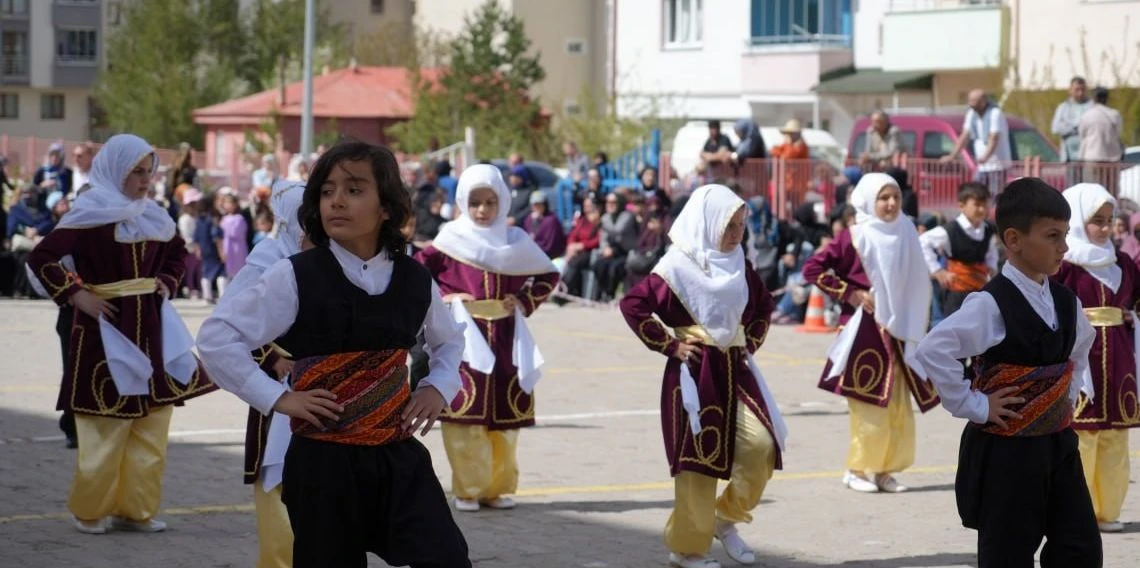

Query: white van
left=669, top=120, right=846, bottom=177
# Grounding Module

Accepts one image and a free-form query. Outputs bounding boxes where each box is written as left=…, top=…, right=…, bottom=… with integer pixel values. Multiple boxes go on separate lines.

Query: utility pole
left=300, top=0, right=315, bottom=156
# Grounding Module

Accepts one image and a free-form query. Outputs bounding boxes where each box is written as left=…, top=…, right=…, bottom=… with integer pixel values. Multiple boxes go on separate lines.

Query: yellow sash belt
left=1084, top=307, right=1124, bottom=327
left=464, top=299, right=512, bottom=321
left=85, top=278, right=157, bottom=299
left=673, top=325, right=746, bottom=348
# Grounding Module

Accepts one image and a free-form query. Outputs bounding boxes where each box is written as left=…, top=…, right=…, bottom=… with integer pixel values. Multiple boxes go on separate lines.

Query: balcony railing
left=748, top=34, right=853, bottom=48
left=0, top=55, right=28, bottom=78
left=887, top=0, right=1001, bottom=11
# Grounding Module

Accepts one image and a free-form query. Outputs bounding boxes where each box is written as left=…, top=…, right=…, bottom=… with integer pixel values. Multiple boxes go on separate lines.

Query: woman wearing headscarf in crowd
left=732, top=119, right=767, bottom=164
left=593, top=191, right=640, bottom=301
left=801, top=173, right=940, bottom=494
left=561, top=197, right=603, bottom=298
left=576, top=167, right=606, bottom=211
left=506, top=164, right=536, bottom=226
left=619, top=184, right=787, bottom=568
left=7, top=183, right=55, bottom=296
left=33, top=143, right=74, bottom=198
left=414, top=189, right=447, bottom=247
left=639, top=166, right=672, bottom=212
left=522, top=190, right=567, bottom=259
left=26, top=133, right=216, bottom=535
left=416, top=164, right=560, bottom=513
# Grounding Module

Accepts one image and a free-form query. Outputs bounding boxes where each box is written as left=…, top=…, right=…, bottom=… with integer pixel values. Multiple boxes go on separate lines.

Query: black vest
left=276, top=246, right=432, bottom=360
left=978, top=274, right=1077, bottom=368
left=945, top=221, right=994, bottom=264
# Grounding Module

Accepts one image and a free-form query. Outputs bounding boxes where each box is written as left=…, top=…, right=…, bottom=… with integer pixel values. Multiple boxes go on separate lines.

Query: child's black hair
left=298, top=140, right=410, bottom=257
left=957, top=182, right=991, bottom=204
left=994, top=178, right=1069, bottom=243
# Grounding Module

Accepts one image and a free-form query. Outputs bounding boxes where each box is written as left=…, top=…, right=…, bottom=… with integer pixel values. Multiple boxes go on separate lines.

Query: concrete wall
left=881, top=3, right=1005, bottom=72
left=1011, top=0, right=1140, bottom=89
left=0, top=87, right=92, bottom=140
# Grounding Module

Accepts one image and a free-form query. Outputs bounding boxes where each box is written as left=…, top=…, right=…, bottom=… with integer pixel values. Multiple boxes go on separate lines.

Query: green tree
left=241, top=0, right=346, bottom=94
left=94, top=0, right=237, bottom=147
left=388, top=0, right=549, bottom=158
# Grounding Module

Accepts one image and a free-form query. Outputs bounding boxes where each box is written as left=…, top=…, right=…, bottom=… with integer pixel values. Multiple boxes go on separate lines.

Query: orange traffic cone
left=796, top=286, right=837, bottom=333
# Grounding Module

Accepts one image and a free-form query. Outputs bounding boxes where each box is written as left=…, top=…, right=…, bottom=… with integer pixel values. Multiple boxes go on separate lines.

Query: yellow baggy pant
left=441, top=423, right=520, bottom=501
left=846, top=375, right=915, bottom=475
left=665, top=403, right=777, bottom=556
left=253, top=480, right=293, bottom=568
left=69, top=405, right=173, bottom=522
left=1077, top=429, right=1131, bottom=523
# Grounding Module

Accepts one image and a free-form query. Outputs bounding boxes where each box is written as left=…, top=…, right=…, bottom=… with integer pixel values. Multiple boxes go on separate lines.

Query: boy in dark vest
left=919, top=182, right=997, bottom=316
left=908, top=177, right=1102, bottom=567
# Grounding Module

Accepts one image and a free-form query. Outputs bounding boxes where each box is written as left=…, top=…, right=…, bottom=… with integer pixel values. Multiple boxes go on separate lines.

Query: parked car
left=847, top=112, right=1059, bottom=213
left=490, top=159, right=563, bottom=195
left=1116, top=146, right=1140, bottom=205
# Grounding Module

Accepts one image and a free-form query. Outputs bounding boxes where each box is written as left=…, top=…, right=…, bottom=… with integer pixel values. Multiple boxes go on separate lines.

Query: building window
left=0, top=0, right=28, bottom=15
left=41, top=94, right=65, bottom=120
left=1, top=31, right=29, bottom=77
left=565, top=38, right=587, bottom=55
left=563, top=99, right=581, bottom=116
left=57, top=29, right=99, bottom=63
left=0, top=93, right=18, bottom=119
left=371, top=0, right=384, bottom=14
left=663, top=0, right=702, bottom=47
left=750, top=0, right=852, bottom=47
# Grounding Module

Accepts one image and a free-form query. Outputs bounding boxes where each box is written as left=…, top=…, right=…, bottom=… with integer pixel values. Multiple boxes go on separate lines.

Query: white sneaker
left=668, top=553, right=722, bottom=568
left=481, top=496, right=516, bottom=510
left=453, top=497, right=480, bottom=512
left=72, top=516, right=107, bottom=535
left=110, top=516, right=166, bottom=533
left=1099, top=520, right=1125, bottom=533
left=714, top=522, right=756, bottom=565
left=874, top=474, right=908, bottom=493
left=845, top=472, right=879, bottom=493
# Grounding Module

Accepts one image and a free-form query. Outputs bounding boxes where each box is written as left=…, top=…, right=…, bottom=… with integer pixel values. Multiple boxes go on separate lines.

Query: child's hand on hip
left=402, top=386, right=447, bottom=437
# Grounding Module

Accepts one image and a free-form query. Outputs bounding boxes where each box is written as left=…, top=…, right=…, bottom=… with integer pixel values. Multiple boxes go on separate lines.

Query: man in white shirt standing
left=1051, top=77, right=1092, bottom=187
left=70, top=142, right=94, bottom=194
left=942, top=89, right=1012, bottom=196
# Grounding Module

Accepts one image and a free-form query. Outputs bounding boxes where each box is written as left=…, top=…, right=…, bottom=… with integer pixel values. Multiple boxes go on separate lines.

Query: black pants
left=593, top=255, right=626, bottom=299
left=55, top=307, right=76, bottom=443
left=956, top=427, right=1101, bottom=568
left=562, top=253, right=592, bottom=298
left=282, top=436, right=471, bottom=568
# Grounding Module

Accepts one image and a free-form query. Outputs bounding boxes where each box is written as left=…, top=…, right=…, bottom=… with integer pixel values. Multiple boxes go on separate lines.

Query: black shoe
left=66, top=437, right=78, bottom=449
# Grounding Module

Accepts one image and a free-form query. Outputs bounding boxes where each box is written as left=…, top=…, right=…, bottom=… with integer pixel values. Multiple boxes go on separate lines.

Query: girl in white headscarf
left=205, top=179, right=307, bottom=567
left=416, top=164, right=560, bottom=513
left=801, top=172, right=940, bottom=494
left=620, top=184, right=787, bottom=568
left=1053, top=183, right=1140, bottom=533
left=26, top=133, right=216, bottom=535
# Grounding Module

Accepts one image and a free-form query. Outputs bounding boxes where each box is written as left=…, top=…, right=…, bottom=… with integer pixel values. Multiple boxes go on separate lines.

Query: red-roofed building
left=192, top=64, right=441, bottom=171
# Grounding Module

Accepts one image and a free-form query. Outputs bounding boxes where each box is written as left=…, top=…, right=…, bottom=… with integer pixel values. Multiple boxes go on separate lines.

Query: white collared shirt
left=196, top=240, right=465, bottom=415
left=918, top=214, right=998, bottom=275
left=908, top=262, right=1095, bottom=424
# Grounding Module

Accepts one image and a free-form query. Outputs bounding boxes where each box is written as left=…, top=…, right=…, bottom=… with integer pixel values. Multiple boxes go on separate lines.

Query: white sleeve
left=962, top=113, right=974, bottom=139
left=1070, top=299, right=1096, bottom=403
left=416, top=280, right=466, bottom=404
left=988, top=108, right=1004, bottom=134
left=908, top=292, right=1005, bottom=424
left=919, top=226, right=950, bottom=275
left=196, top=258, right=299, bottom=415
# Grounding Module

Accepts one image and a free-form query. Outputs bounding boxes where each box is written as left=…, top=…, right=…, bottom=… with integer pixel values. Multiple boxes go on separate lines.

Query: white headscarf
left=848, top=173, right=931, bottom=356
left=1063, top=183, right=1121, bottom=292
left=244, top=179, right=306, bottom=273
left=651, top=184, right=748, bottom=348
left=54, top=134, right=175, bottom=242
left=431, top=164, right=555, bottom=275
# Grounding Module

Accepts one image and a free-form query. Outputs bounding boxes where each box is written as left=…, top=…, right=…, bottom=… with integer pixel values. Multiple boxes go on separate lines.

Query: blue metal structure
left=552, top=129, right=662, bottom=224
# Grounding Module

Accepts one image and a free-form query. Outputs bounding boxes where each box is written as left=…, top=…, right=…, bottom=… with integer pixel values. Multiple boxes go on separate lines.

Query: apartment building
left=614, top=0, right=854, bottom=132
left=1, top=0, right=104, bottom=140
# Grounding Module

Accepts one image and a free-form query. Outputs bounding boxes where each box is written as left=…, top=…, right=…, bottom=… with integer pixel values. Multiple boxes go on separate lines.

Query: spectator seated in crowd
left=558, top=196, right=603, bottom=296
left=522, top=190, right=566, bottom=260
left=4, top=183, right=57, bottom=297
